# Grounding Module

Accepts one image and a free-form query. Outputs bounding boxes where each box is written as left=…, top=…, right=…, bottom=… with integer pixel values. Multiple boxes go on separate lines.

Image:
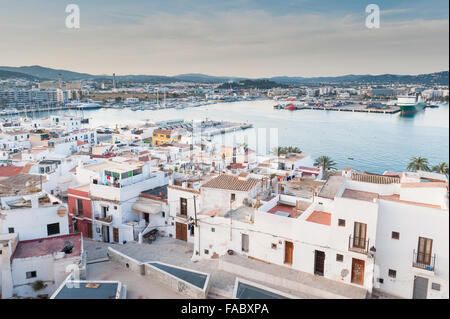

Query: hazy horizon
left=0, top=0, right=448, bottom=77
left=1, top=64, right=448, bottom=79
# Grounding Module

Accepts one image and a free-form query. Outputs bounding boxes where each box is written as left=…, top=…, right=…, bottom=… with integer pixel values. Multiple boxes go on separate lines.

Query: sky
left=0, top=0, right=448, bottom=77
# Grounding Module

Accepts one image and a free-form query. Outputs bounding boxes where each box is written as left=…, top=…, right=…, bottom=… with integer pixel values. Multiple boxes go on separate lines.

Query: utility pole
left=193, top=195, right=200, bottom=255
left=230, top=197, right=235, bottom=241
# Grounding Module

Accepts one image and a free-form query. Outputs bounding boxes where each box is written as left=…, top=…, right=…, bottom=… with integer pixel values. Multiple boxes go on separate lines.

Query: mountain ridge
left=0, top=65, right=447, bottom=85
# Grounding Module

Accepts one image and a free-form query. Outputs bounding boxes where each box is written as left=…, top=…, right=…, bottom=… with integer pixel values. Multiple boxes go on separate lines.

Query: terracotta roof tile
left=202, top=174, right=259, bottom=192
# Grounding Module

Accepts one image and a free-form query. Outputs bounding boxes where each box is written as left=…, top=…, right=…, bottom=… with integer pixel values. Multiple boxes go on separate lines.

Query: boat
left=426, top=102, right=439, bottom=108
left=284, top=104, right=297, bottom=111
left=72, top=102, right=102, bottom=110
left=397, top=95, right=426, bottom=115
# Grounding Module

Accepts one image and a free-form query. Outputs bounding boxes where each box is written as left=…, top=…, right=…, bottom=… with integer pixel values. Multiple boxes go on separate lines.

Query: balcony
left=95, top=215, right=112, bottom=223
left=348, top=235, right=369, bottom=255
left=412, top=250, right=435, bottom=272
left=176, top=208, right=188, bottom=219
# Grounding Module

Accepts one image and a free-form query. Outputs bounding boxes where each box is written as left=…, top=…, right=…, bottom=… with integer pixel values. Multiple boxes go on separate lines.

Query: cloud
left=0, top=4, right=447, bottom=77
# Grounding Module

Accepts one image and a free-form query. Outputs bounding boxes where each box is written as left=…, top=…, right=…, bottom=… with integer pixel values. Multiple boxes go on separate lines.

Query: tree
left=407, top=157, right=430, bottom=172
left=314, top=156, right=336, bottom=171
left=431, top=162, right=449, bottom=177
left=272, top=146, right=302, bottom=156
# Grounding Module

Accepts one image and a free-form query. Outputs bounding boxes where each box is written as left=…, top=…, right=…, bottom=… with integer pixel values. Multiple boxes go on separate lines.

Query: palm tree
left=407, top=157, right=430, bottom=172
left=314, top=156, right=336, bottom=171
left=431, top=162, right=449, bottom=176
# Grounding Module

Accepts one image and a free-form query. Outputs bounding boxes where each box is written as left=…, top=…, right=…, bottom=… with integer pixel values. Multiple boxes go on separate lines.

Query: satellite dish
left=57, top=205, right=67, bottom=217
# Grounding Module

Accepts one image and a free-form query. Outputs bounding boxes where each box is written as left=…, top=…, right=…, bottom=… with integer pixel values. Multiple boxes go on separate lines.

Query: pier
left=275, top=104, right=401, bottom=114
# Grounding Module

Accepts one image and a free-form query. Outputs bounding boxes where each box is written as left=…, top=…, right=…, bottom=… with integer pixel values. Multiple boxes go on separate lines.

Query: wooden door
left=314, top=250, right=325, bottom=276
left=176, top=222, right=187, bottom=241
left=417, top=237, right=433, bottom=265
left=351, top=258, right=365, bottom=285
left=86, top=222, right=93, bottom=239
left=284, top=241, right=294, bottom=265
left=102, top=225, right=110, bottom=242
left=113, top=227, right=119, bottom=242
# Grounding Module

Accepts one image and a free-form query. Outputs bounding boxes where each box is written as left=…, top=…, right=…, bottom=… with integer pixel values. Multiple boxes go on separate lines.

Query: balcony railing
left=348, top=235, right=369, bottom=254
left=413, top=250, right=436, bottom=271
left=176, top=208, right=188, bottom=219
left=95, top=215, right=112, bottom=223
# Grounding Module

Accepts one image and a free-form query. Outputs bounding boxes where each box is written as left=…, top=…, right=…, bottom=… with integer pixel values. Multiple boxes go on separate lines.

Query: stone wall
left=144, top=262, right=210, bottom=299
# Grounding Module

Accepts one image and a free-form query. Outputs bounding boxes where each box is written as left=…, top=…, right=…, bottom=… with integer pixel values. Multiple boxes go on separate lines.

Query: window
left=338, top=219, right=346, bottom=227
left=204, top=249, right=209, bottom=255
left=47, top=223, right=60, bottom=236
left=392, top=231, right=400, bottom=240
left=388, top=269, right=397, bottom=278
left=26, top=271, right=37, bottom=279
left=179, top=198, right=187, bottom=216
left=377, top=278, right=384, bottom=284
left=8, top=227, right=14, bottom=233
left=431, top=283, right=441, bottom=291
left=101, top=206, right=108, bottom=218
left=336, top=254, right=344, bottom=262
left=211, top=228, right=215, bottom=232
left=76, top=199, right=83, bottom=215
left=231, top=193, right=236, bottom=201
left=271, top=243, right=277, bottom=249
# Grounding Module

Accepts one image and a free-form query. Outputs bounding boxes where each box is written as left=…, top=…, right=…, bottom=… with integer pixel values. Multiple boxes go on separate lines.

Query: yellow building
left=152, top=129, right=181, bottom=146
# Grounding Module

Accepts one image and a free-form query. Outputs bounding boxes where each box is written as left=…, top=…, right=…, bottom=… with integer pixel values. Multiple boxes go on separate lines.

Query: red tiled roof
left=202, top=174, right=259, bottom=192
left=297, top=166, right=320, bottom=172
left=77, top=140, right=87, bottom=146
left=12, top=233, right=82, bottom=259
left=306, top=211, right=331, bottom=226
left=0, top=165, right=24, bottom=177
left=153, top=129, right=172, bottom=135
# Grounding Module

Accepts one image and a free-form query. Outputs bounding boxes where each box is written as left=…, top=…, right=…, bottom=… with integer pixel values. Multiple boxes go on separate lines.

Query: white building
left=0, top=192, right=69, bottom=241
left=1, top=233, right=85, bottom=298
left=190, top=171, right=449, bottom=299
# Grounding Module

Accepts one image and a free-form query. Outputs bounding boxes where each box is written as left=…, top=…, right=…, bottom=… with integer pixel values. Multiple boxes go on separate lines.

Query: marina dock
left=297, top=105, right=401, bottom=114
left=274, top=104, right=401, bottom=114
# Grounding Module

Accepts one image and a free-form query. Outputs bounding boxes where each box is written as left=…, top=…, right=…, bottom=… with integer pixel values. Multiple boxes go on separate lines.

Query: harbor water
left=14, top=99, right=449, bottom=174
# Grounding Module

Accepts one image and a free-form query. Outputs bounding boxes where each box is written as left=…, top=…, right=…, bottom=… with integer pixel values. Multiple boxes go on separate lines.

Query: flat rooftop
left=53, top=281, right=120, bottom=299
left=379, top=194, right=442, bottom=209
left=12, top=233, right=82, bottom=259
left=268, top=203, right=300, bottom=218
left=342, top=189, right=379, bottom=202
left=305, top=211, right=332, bottom=226
left=85, top=260, right=185, bottom=299
left=85, top=160, right=141, bottom=174
left=318, top=176, right=346, bottom=199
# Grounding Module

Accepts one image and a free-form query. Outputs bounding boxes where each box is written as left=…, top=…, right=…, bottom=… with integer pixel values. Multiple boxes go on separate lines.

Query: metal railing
left=413, top=250, right=436, bottom=271
left=348, top=235, right=369, bottom=254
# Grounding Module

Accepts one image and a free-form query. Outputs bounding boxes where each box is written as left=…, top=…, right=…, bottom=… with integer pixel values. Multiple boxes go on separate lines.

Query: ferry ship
left=397, top=95, right=426, bottom=114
